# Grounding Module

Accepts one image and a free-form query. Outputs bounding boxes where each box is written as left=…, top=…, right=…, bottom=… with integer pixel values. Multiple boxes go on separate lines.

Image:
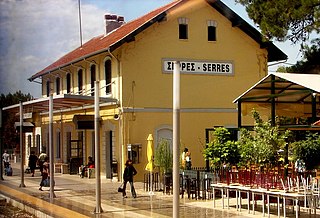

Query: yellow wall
left=121, top=0, right=266, bottom=110
left=118, top=0, right=268, bottom=180
left=37, top=0, right=271, bottom=181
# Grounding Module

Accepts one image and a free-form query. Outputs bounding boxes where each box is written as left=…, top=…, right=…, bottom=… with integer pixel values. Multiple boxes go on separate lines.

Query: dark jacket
left=123, top=164, right=137, bottom=182
left=28, top=154, right=38, bottom=170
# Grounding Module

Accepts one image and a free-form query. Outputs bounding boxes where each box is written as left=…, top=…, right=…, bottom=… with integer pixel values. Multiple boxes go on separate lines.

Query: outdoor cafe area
left=144, top=166, right=320, bottom=217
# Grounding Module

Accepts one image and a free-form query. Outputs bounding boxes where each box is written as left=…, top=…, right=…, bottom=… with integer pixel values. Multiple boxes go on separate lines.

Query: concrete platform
left=0, top=162, right=317, bottom=218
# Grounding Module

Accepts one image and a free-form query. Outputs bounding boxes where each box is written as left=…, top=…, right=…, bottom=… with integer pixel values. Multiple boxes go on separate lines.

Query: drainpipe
left=108, top=48, right=123, bottom=182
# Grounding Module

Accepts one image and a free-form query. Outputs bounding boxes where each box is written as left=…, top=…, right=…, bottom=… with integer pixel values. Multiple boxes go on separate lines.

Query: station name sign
left=162, top=59, right=233, bottom=75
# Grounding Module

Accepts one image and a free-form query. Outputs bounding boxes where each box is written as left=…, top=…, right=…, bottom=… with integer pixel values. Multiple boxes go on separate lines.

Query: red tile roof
left=29, top=0, right=287, bottom=81
left=29, top=0, right=182, bottom=81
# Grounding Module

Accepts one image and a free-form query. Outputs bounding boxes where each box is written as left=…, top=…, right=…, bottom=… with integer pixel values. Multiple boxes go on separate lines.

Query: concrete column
left=173, top=61, right=180, bottom=218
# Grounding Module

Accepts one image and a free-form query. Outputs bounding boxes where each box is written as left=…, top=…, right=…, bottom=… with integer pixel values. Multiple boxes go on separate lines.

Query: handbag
left=43, top=177, right=50, bottom=187
left=118, top=183, right=124, bottom=192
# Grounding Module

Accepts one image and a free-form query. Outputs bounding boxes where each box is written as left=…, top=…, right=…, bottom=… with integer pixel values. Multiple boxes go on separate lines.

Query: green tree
left=0, top=91, right=33, bottom=151
left=236, top=0, right=320, bottom=43
left=154, top=139, right=172, bottom=174
left=203, top=127, right=240, bottom=169
left=238, top=110, right=291, bottom=169
left=285, top=38, right=320, bottom=73
left=291, top=133, right=320, bottom=170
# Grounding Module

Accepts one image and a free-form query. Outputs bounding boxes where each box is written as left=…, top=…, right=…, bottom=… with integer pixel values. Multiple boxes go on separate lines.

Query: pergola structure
left=233, top=72, right=320, bottom=129
left=3, top=94, right=117, bottom=114
left=3, top=87, right=117, bottom=210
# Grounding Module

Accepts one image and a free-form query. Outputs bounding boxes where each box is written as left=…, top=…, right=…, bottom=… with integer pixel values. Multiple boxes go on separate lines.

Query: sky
left=0, top=0, right=311, bottom=98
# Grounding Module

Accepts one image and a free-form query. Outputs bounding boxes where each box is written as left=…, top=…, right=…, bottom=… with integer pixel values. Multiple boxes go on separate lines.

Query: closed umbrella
left=145, top=134, right=154, bottom=195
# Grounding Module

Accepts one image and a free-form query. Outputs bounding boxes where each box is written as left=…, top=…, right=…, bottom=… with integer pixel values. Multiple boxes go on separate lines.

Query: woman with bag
left=122, top=159, right=137, bottom=198
left=39, top=157, right=49, bottom=191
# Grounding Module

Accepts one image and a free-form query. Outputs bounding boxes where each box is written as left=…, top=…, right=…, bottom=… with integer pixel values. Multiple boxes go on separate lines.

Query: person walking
left=122, top=159, right=137, bottom=198
left=28, top=151, right=38, bottom=177
left=2, top=150, right=10, bottom=174
left=39, top=157, right=49, bottom=191
left=38, top=150, right=47, bottom=175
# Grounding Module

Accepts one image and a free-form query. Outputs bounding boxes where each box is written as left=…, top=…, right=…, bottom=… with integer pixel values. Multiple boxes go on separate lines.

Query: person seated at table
left=80, top=156, right=95, bottom=178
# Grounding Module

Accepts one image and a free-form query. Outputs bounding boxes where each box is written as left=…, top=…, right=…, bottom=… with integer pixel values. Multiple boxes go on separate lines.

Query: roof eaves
left=110, top=12, right=168, bottom=51
left=28, top=46, right=110, bottom=82
left=29, top=1, right=181, bottom=82
left=209, top=0, right=287, bottom=62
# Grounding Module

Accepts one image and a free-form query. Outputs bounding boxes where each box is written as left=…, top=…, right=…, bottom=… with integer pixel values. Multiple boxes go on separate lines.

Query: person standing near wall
left=185, top=148, right=192, bottom=170
left=122, top=159, right=137, bottom=198
left=28, top=151, right=38, bottom=177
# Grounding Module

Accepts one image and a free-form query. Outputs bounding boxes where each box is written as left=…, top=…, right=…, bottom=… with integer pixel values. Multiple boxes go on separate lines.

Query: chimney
left=104, top=14, right=125, bottom=35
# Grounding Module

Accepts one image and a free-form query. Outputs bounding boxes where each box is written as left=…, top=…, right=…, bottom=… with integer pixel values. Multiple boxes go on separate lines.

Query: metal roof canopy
left=3, top=94, right=118, bottom=114
left=233, top=72, right=320, bottom=127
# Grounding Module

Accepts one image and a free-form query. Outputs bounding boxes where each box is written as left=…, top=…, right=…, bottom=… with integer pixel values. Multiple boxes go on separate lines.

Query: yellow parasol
left=145, top=134, right=154, bottom=172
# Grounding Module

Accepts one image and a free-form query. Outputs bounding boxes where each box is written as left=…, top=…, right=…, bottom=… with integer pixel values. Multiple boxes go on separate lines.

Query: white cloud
left=0, top=0, right=106, bottom=97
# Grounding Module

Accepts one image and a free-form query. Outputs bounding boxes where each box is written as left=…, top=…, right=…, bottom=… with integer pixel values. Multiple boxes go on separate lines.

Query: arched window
left=46, top=80, right=50, bottom=97
left=56, top=77, right=61, bottom=95
left=66, top=73, right=71, bottom=94
left=207, top=20, right=217, bottom=41
left=105, top=59, right=112, bottom=94
left=78, top=69, right=83, bottom=94
left=178, top=17, right=188, bottom=40
left=90, top=65, right=96, bottom=96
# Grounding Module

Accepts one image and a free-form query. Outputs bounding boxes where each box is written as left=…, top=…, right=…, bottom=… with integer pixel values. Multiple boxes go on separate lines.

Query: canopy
left=234, top=72, right=320, bottom=104
left=14, top=122, right=34, bottom=132
left=233, top=72, right=320, bottom=127
left=3, top=94, right=118, bottom=114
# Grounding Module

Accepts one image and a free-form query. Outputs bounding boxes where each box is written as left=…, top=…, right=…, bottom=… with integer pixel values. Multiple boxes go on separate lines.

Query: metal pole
left=0, top=108, right=3, bottom=180
left=19, top=101, right=26, bottom=187
left=49, top=94, right=55, bottom=200
left=78, top=0, right=83, bottom=47
left=173, top=61, right=180, bottom=218
left=271, top=75, right=276, bottom=126
left=311, top=92, right=317, bottom=123
left=94, top=81, right=103, bottom=213
left=237, top=100, right=242, bottom=128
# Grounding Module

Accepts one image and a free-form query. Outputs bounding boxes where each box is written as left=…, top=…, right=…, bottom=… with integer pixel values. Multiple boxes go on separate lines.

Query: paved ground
left=0, top=162, right=318, bottom=218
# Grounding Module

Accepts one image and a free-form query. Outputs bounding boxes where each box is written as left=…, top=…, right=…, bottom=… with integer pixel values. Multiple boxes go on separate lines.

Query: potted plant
left=154, top=139, right=173, bottom=192
left=154, top=139, right=173, bottom=174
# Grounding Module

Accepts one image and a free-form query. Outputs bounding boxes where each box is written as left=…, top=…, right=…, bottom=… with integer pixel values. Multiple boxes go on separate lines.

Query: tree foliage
left=238, top=110, right=291, bottom=169
left=203, top=127, right=240, bottom=168
left=0, top=91, right=33, bottom=150
left=154, top=139, right=173, bottom=174
left=236, top=0, right=320, bottom=44
left=290, top=133, right=320, bottom=170
left=286, top=38, right=320, bottom=73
